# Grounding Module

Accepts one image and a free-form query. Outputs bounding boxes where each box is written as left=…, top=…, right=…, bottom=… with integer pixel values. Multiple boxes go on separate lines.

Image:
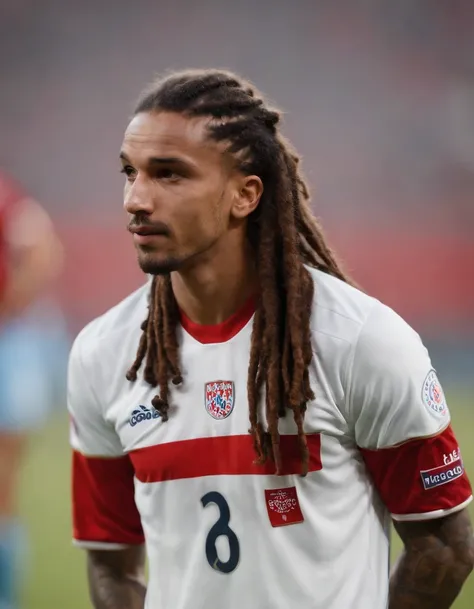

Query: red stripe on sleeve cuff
left=359, top=424, right=472, bottom=518
left=72, top=451, right=144, bottom=546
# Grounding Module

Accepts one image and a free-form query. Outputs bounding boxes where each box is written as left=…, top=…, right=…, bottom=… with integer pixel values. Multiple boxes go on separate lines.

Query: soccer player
left=68, top=70, right=474, bottom=609
left=0, top=170, right=64, bottom=609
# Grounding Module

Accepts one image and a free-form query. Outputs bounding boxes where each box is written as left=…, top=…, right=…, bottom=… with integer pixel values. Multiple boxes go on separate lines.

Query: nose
left=123, top=173, right=154, bottom=215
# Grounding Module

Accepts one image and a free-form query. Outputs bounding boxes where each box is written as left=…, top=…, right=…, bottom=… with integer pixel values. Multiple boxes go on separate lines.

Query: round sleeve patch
left=422, top=370, right=448, bottom=417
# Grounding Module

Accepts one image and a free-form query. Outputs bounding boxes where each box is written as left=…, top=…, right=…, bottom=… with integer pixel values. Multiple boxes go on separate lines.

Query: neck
left=171, top=235, right=257, bottom=326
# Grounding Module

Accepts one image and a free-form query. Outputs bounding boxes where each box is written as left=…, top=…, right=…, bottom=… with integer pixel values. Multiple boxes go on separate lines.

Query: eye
left=156, top=168, right=182, bottom=182
left=120, top=165, right=136, bottom=181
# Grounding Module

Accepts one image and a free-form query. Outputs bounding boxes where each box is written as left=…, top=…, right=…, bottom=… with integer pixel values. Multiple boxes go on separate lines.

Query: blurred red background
left=57, top=223, right=474, bottom=334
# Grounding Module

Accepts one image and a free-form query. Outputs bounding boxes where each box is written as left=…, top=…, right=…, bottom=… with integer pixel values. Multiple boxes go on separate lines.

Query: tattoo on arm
left=87, top=546, right=147, bottom=609
left=389, top=508, right=474, bottom=608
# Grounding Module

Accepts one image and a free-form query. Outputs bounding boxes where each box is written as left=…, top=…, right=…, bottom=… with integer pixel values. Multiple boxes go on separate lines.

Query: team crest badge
left=205, top=380, right=235, bottom=420
left=422, top=370, right=448, bottom=417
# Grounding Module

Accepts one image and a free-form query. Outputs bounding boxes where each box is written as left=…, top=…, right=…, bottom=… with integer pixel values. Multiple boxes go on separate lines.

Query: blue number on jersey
left=201, top=491, right=240, bottom=573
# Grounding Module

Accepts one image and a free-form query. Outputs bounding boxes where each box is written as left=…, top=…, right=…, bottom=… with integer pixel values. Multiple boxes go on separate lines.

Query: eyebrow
left=119, top=152, right=193, bottom=167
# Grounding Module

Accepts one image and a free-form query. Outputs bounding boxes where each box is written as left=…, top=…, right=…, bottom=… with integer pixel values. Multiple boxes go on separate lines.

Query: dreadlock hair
left=126, top=69, right=351, bottom=476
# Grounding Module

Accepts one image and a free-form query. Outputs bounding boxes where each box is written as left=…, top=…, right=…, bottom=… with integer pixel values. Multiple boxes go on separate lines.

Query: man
left=0, top=169, right=64, bottom=609
left=68, top=70, right=474, bottom=609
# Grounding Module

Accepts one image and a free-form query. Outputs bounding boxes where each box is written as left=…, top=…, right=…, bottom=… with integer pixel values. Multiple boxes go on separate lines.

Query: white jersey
left=68, top=267, right=472, bottom=609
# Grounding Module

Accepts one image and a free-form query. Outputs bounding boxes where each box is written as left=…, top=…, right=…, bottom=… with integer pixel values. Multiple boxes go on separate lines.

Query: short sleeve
left=68, top=335, right=144, bottom=548
left=348, top=302, right=472, bottom=521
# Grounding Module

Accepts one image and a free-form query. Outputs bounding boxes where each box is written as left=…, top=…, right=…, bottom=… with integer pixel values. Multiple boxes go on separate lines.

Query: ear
left=230, top=175, right=264, bottom=219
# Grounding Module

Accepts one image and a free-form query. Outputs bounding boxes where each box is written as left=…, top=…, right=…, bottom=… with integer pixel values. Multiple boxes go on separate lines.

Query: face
left=120, top=111, right=262, bottom=275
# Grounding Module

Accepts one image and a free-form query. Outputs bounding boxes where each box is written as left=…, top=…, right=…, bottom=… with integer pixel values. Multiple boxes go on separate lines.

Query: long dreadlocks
left=125, top=69, right=350, bottom=475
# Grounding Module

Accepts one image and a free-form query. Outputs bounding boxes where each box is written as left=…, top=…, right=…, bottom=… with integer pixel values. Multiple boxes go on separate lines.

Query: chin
left=138, top=254, right=184, bottom=275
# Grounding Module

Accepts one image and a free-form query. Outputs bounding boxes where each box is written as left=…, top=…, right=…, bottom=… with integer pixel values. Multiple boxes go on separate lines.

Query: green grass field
left=19, top=390, right=474, bottom=608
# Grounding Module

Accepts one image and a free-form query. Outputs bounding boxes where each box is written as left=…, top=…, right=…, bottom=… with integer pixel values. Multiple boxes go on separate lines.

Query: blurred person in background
left=0, top=169, right=67, bottom=609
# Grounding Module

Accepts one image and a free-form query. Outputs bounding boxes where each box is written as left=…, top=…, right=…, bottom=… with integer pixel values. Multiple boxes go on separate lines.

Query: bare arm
left=87, top=546, right=147, bottom=609
left=389, top=508, right=474, bottom=608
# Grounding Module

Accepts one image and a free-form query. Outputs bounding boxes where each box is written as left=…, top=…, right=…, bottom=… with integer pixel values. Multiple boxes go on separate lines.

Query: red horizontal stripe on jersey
left=360, top=424, right=472, bottom=517
left=72, top=451, right=145, bottom=545
left=129, top=433, right=322, bottom=483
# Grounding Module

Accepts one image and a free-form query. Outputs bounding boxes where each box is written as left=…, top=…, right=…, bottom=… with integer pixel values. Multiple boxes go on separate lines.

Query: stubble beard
left=137, top=251, right=184, bottom=275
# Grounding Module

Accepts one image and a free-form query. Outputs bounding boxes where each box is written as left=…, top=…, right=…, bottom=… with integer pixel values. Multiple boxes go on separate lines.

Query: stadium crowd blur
left=1, top=0, right=473, bottom=383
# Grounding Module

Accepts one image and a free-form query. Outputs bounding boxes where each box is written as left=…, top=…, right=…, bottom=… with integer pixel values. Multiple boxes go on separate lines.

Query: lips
left=128, top=225, right=168, bottom=236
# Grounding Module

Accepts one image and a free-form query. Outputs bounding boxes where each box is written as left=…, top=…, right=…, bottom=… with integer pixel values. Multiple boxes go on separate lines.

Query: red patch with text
left=421, top=449, right=464, bottom=490
left=265, top=487, right=304, bottom=527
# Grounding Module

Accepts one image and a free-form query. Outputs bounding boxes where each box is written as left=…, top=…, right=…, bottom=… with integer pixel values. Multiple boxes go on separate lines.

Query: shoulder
left=307, top=266, right=377, bottom=343
left=308, top=266, right=418, bottom=347
left=306, top=266, right=428, bottom=405
left=67, top=286, right=150, bottom=457
left=71, top=280, right=150, bottom=370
